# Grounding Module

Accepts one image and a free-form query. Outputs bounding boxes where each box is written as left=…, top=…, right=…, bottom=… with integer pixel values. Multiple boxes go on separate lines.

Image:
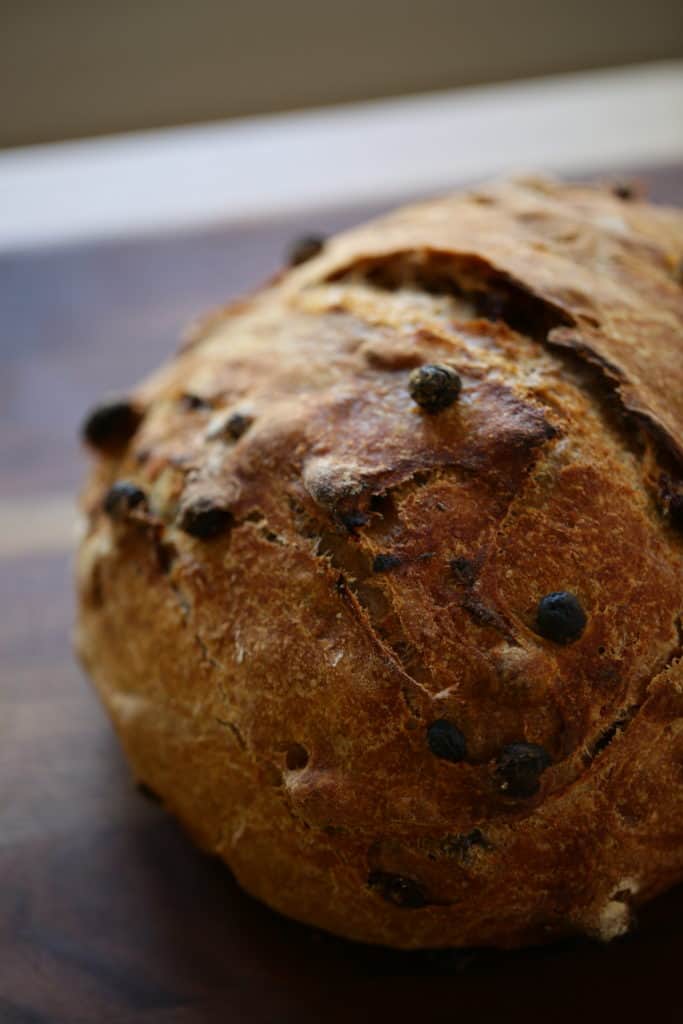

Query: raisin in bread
left=75, top=178, right=683, bottom=949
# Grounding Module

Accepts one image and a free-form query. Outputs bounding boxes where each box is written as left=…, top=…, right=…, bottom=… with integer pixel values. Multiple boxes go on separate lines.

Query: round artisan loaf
left=75, top=178, right=683, bottom=949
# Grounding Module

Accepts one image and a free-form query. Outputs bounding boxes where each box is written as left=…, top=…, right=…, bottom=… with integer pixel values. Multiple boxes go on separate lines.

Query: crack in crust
left=304, top=178, right=683, bottom=467
left=324, top=250, right=653, bottom=472
left=332, top=571, right=432, bottom=701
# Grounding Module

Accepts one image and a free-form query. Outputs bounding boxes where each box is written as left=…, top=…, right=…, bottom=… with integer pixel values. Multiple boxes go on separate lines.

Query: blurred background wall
left=2, top=0, right=682, bottom=149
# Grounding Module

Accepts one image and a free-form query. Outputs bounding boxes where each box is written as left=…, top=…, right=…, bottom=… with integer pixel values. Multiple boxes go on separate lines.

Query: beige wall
left=2, top=0, right=682, bottom=148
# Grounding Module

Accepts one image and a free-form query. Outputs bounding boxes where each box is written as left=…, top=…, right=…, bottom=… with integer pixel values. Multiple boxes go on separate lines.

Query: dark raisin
left=535, top=591, right=586, bottom=644
left=669, top=493, right=683, bottom=530
left=224, top=412, right=253, bottom=440
left=450, top=556, right=476, bottom=585
left=81, top=399, right=142, bottom=453
left=427, top=719, right=467, bottom=763
left=367, top=871, right=426, bottom=909
left=180, top=393, right=211, bottom=411
left=496, top=742, right=551, bottom=798
left=339, top=509, right=368, bottom=534
left=409, top=364, right=462, bottom=413
left=288, top=234, right=325, bottom=266
left=103, top=481, right=148, bottom=519
left=177, top=498, right=234, bottom=539
left=372, top=553, right=402, bottom=573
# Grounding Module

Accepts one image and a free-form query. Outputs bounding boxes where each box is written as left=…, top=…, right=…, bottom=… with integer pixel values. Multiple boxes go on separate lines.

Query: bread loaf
left=75, top=178, right=683, bottom=948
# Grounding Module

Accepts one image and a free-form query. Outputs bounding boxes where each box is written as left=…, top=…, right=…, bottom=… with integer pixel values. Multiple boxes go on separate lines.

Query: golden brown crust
left=75, top=178, right=683, bottom=948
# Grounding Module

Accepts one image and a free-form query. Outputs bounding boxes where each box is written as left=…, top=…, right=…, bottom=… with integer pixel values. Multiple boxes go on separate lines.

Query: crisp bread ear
left=290, top=179, right=683, bottom=469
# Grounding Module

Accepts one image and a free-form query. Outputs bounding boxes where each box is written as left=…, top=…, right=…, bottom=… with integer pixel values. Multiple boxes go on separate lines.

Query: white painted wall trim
left=0, top=61, right=681, bottom=251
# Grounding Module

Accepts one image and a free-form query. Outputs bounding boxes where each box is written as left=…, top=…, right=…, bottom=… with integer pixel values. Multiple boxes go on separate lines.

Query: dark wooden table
left=2, top=165, right=683, bottom=1024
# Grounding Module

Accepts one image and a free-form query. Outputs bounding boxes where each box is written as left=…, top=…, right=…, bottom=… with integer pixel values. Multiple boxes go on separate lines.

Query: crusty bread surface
left=76, top=179, right=683, bottom=948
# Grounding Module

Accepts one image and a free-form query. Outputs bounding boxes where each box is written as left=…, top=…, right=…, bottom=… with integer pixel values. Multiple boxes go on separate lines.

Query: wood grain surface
left=2, top=166, right=683, bottom=1024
